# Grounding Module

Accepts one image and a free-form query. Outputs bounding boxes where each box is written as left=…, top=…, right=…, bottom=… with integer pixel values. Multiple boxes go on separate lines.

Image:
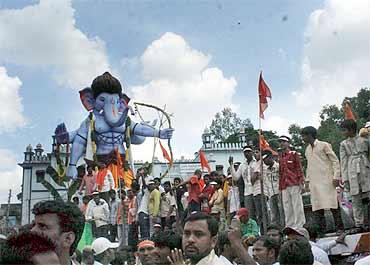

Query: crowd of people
left=0, top=120, right=369, bottom=265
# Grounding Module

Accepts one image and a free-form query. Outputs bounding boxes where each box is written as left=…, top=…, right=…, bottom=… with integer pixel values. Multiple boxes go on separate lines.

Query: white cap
left=147, top=176, right=155, bottom=184
left=92, top=237, right=119, bottom=255
left=365, top=121, right=370, bottom=128
left=279, top=135, right=291, bottom=142
left=210, top=181, right=218, bottom=185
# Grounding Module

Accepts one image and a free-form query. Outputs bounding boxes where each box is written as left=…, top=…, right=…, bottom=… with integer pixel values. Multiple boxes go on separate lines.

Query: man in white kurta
left=301, top=126, right=344, bottom=232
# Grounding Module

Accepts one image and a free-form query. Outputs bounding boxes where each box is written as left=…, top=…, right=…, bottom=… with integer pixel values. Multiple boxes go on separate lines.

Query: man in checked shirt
left=278, top=135, right=306, bottom=228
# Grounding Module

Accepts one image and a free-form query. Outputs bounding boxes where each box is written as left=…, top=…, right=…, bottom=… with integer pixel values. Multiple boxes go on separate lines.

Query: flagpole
left=258, top=72, right=268, bottom=235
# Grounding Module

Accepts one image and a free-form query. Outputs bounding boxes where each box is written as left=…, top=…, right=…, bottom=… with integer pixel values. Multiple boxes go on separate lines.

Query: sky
left=1, top=0, right=370, bottom=204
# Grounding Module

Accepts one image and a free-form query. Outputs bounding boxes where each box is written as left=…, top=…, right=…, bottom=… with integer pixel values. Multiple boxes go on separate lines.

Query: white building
left=134, top=130, right=248, bottom=180
left=19, top=141, right=68, bottom=225
left=19, top=132, right=248, bottom=224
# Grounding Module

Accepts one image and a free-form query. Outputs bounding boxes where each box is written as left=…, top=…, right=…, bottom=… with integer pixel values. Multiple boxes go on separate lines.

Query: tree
left=317, top=105, right=344, bottom=156
left=209, top=107, right=253, bottom=142
left=287, top=88, right=370, bottom=157
left=288, top=124, right=306, bottom=168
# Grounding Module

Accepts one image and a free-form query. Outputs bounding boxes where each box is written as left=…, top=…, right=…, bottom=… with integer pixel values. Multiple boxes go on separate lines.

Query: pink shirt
left=79, top=173, right=97, bottom=195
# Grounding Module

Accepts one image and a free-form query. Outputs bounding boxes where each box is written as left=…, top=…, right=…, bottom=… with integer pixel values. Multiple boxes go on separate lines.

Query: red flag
left=343, top=101, right=356, bottom=121
left=199, top=150, right=211, bottom=173
left=259, top=72, right=272, bottom=119
left=159, top=140, right=173, bottom=166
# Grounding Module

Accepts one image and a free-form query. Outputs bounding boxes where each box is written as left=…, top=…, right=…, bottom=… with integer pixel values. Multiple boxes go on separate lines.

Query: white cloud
left=0, top=67, right=26, bottom=132
left=263, top=115, right=290, bottom=135
left=294, top=0, right=370, bottom=110
left=129, top=32, right=237, bottom=161
left=0, top=149, right=22, bottom=204
left=0, top=0, right=110, bottom=89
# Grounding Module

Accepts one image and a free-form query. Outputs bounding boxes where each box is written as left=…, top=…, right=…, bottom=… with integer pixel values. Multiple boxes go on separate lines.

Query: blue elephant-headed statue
left=55, top=72, right=173, bottom=179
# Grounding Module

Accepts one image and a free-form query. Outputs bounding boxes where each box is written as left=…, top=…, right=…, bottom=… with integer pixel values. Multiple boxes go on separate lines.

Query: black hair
left=152, top=231, right=182, bottom=250
left=91, top=72, right=122, bottom=99
left=174, top=177, right=182, bottom=182
left=217, top=232, right=230, bottom=254
left=303, top=222, right=320, bottom=241
left=255, top=236, right=281, bottom=260
left=267, top=224, right=282, bottom=233
left=301, top=126, right=317, bottom=139
left=194, top=169, right=202, bottom=175
left=109, top=189, right=117, bottom=195
left=131, top=182, right=140, bottom=192
left=32, top=200, right=85, bottom=256
left=279, top=238, right=314, bottom=265
left=341, top=119, right=357, bottom=133
left=163, top=181, right=171, bottom=187
left=0, top=231, right=57, bottom=264
left=184, top=212, right=219, bottom=237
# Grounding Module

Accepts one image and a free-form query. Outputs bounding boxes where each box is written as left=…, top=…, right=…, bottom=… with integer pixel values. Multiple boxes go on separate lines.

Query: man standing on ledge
left=301, top=126, right=344, bottom=233
left=229, top=145, right=257, bottom=222
left=278, top=135, right=306, bottom=228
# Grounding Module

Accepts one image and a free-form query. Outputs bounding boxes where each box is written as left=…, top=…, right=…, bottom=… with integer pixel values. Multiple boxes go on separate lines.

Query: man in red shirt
left=279, top=135, right=306, bottom=228
left=177, top=169, right=204, bottom=214
left=200, top=174, right=215, bottom=213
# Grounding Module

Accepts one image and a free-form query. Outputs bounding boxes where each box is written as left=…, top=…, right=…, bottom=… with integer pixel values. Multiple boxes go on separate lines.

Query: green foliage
left=208, top=108, right=279, bottom=150
left=317, top=105, right=344, bottom=156
left=209, top=107, right=253, bottom=142
left=288, top=124, right=306, bottom=168
left=288, top=87, right=370, bottom=157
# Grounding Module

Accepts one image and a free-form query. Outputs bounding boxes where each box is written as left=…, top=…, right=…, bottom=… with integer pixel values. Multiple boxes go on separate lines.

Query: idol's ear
left=79, top=87, right=95, bottom=111
left=121, top=93, right=131, bottom=106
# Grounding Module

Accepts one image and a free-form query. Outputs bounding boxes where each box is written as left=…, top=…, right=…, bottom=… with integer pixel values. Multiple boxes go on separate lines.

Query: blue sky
left=1, top=0, right=370, bottom=203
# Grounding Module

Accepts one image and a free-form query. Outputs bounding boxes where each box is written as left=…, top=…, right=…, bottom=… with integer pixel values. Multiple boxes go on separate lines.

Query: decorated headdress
left=91, top=72, right=122, bottom=98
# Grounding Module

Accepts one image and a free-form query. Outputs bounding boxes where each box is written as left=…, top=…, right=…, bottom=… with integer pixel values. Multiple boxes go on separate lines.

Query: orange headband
left=137, top=240, right=155, bottom=249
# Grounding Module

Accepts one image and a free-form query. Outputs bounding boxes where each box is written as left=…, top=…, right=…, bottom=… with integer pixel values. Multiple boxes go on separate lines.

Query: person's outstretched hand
left=167, top=248, right=191, bottom=265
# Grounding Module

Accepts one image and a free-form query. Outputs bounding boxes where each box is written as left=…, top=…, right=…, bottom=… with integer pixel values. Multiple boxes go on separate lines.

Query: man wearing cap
left=278, top=135, right=306, bottom=228
left=237, top=208, right=259, bottom=242
left=301, top=126, right=344, bottom=233
left=92, top=237, right=118, bottom=265
left=283, top=227, right=330, bottom=265
left=229, top=146, right=257, bottom=221
left=261, top=150, right=284, bottom=227
left=209, top=180, right=225, bottom=219
left=136, top=239, right=160, bottom=265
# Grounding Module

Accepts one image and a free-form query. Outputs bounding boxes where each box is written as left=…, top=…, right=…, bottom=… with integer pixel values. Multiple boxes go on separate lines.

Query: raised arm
left=67, top=118, right=89, bottom=179
left=131, top=121, right=173, bottom=139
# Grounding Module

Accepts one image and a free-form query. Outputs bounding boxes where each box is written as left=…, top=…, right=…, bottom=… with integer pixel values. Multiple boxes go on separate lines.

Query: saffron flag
left=159, top=140, right=173, bottom=166
left=199, top=150, right=211, bottom=173
left=343, top=101, right=356, bottom=121
left=259, top=133, right=278, bottom=156
left=259, top=72, right=272, bottom=119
